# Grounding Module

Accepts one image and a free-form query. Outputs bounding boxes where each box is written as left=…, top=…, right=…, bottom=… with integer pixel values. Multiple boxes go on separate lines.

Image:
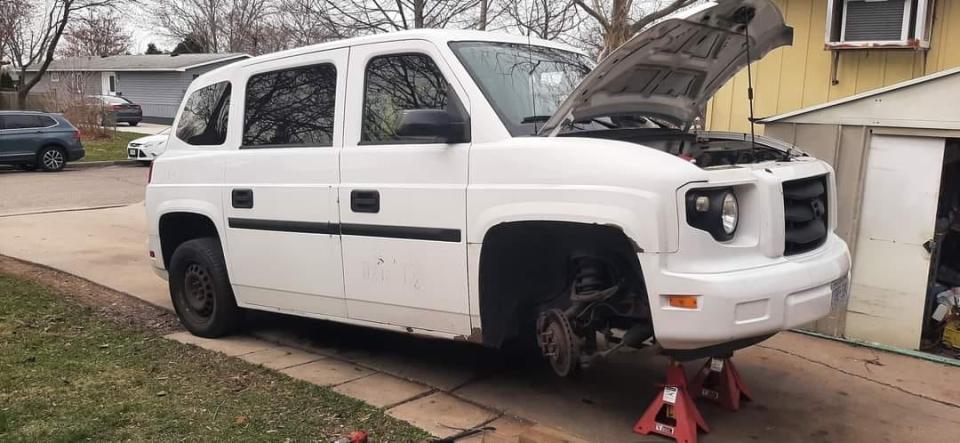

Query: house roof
left=760, top=65, right=960, bottom=130
left=25, top=53, right=249, bottom=73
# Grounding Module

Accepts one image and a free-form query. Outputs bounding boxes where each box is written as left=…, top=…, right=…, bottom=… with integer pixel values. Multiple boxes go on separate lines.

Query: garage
left=762, top=66, right=960, bottom=361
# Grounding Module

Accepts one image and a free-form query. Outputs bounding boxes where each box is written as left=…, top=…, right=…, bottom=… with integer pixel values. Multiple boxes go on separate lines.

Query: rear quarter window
left=176, top=81, right=232, bottom=146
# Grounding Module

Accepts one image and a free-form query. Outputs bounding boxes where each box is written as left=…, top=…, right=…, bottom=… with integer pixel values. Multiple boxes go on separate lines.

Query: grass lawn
left=80, top=131, right=144, bottom=162
left=0, top=273, right=429, bottom=442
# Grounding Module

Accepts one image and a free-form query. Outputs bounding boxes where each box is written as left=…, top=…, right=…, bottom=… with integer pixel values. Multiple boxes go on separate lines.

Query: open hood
left=541, top=0, right=792, bottom=134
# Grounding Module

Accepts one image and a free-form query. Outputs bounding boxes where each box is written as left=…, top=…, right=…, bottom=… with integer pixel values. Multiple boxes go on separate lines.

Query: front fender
left=467, top=184, right=672, bottom=253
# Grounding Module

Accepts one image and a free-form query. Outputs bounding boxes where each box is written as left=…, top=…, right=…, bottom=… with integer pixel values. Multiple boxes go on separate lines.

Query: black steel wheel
left=169, top=237, right=241, bottom=337
left=537, top=309, right=581, bottom=377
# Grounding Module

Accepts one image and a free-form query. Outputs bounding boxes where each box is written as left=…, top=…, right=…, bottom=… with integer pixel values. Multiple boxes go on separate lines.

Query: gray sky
left=124, top=1, right=172, bottom=54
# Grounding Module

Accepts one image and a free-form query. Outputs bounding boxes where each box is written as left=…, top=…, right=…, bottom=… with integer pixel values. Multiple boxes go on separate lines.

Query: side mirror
left=396, top=109, right=468, bottom=144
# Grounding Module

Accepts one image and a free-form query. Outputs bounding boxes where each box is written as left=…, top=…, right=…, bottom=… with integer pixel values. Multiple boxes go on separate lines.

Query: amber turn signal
left=666, top=295, right=699, bottom=309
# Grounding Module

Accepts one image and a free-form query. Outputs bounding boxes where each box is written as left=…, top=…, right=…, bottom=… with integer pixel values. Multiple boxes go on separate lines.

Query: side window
left=361, top=53, right=462, bottom=144
left=176, top=81, right=231, bottom=146
left=2, top=115, right=42, bottom=129
left=243, top=63, right=337, bottom=147
left=37, top=115, right=57, bottom=127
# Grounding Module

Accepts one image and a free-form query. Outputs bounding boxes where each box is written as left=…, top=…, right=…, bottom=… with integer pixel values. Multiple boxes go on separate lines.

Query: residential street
left=0, top=164, right=147, bottom=216
left=0, top=166, right=958, bottom=442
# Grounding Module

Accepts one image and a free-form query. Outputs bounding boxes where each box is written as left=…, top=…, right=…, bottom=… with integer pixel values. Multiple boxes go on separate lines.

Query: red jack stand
left=690, top=355, right=753, bottom=411
left=633, top=360, right=709, bottom=443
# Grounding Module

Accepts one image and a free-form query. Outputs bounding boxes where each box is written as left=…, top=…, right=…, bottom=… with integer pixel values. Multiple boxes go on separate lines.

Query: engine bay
left=558, top=128, right=796, bottom=169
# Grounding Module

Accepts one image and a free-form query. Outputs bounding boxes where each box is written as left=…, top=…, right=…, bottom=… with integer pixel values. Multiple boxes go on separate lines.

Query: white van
left=146, top=0, right=850, bottom=377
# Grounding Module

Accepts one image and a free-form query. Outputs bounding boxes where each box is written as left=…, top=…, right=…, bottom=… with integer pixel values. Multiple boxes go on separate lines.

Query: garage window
left=243, top=63, right=337, bottom=148
left=176, top=81, right=232, bottom=146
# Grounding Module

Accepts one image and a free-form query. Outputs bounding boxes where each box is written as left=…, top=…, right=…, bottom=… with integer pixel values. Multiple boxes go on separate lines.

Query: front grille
left=783, top=174, right=828, bottom=255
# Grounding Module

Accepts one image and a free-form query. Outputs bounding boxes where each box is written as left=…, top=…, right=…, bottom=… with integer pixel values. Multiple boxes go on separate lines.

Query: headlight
left=721, top=192, right=738, bottom=235
left=685, top=187, right=738, bottom=241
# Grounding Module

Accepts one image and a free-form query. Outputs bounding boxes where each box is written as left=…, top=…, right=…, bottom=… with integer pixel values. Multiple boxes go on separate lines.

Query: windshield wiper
left=522, top=115, right=618, bottom=130
left=521, top=115, right=551, bottom=124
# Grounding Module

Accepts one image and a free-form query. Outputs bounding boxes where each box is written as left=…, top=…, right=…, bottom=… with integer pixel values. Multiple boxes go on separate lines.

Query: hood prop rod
left=743, top=23, right=759, bottom=159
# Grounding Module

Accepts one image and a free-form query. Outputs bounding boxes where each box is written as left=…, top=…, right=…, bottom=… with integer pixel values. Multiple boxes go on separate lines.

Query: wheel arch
left=157, top=209, right=224, bottom=269
left=474, top=219, right=648, bottom=348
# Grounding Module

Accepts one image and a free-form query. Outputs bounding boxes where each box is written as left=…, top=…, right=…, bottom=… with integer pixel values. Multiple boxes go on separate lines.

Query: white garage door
left=846, top=134, right=945, bottom=349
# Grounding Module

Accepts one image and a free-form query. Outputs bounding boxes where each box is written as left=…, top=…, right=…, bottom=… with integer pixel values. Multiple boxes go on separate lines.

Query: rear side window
left=37, top=115, right=57, bottom=126
left=2, top=114, right=42, bottom=129
left=243, top=63, right=337, bottom=147
left=361, top=53, right=455, bottom=144
left=176, top=81, right=231, bottom=146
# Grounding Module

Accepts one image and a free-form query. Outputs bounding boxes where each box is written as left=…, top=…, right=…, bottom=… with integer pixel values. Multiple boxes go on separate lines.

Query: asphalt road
left=0, top=165, right=147, bottom=217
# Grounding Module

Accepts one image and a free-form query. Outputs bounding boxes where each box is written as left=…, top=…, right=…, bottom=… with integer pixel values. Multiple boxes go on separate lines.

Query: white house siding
left=116, top=71, right=186, bottom=120
left=23, top=71, right=101, bottom=99
left=118, top=61, right=234, bottom=121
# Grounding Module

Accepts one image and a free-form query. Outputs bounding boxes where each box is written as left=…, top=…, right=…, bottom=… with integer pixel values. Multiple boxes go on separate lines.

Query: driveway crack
left=758, top=344, right=960, bottom=409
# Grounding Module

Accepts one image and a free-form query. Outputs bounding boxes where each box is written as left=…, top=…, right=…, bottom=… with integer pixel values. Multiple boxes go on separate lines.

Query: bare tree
left=1, top=0, right=121, bottom=109
left=0, top=0, right=31, bottom=67
left=314, top=0, right=482, bottom=34
left=575, top=0, right=700, bottom=58
left=276, top=0, right=352, bottom=48
left=504, top=0, right=582, bottom=41
left=153, top=0, right=292, bottom=55
left=61, top=10, right=132, bottom=57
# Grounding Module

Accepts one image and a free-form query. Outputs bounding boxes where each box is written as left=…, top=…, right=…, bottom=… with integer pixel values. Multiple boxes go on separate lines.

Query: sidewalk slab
left=281, top=359, right=372, bottom=386
left=165, top=332, right=272, bottom=356
left=334, top=372, right=432, bottom=408
left=239, top=345, right=324, bottom=370
left=387, top=392, right=498, bottom=438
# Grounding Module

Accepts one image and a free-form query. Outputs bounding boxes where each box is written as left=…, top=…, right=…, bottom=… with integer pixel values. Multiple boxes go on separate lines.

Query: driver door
left=339, top=41, right=472, bottom=335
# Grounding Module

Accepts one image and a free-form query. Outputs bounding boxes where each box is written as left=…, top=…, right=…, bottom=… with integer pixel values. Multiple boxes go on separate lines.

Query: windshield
left=450, top=41, right=592, bottom=136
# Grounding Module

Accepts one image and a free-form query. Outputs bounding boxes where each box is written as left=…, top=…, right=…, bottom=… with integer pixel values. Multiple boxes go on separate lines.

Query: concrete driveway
left=0, top=167, right=958, bottom=442
left=0, top=164, right=147, bottom=216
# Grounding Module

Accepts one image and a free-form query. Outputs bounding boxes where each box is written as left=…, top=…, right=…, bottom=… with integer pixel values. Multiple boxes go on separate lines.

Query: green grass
left=80, top=131, right=143, bottom=162
left=0, top=274, right=429, bottom=442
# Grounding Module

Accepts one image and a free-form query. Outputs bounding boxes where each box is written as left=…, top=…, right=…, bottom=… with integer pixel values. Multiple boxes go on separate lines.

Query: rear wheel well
left=159, top=212, right=219, bottom=268
left=37, top=143, right=65, bottom=156
left=478, top=221, right=648, bottom=348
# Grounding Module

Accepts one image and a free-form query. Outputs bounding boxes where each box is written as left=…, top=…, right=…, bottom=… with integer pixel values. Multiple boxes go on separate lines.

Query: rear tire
left=129, top=121, right=139, bottom=127
left=169, top=237, right=241, bottom=337
left=37, top=146, right=66, bottom=172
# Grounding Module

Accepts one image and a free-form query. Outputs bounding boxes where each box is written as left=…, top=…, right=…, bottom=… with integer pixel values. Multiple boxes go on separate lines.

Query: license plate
left=128, top=149, right=138, bottom=156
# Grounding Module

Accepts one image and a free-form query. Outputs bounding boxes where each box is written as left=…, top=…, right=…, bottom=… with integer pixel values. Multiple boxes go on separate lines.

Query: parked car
left=127, top=127, right=171, bottom=163
left=89, top=95, right=143, bottom=126
left=0, top=111, right=84, bottom=172
left=146, top=0, right=851, bottom=377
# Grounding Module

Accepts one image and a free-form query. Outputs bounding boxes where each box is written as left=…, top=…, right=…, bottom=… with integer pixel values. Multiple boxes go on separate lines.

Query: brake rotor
left=536, top=309, right=581, bottom=377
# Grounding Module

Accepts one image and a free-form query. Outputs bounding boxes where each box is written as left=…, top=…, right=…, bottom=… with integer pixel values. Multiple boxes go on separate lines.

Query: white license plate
left=128, top=149, right=138, bottom=156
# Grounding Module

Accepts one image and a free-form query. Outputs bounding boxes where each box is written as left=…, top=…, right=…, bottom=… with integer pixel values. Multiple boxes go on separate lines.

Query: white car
left=127, top=127, right=170, bottom=162
left=146, top=0, right=850, bottom=377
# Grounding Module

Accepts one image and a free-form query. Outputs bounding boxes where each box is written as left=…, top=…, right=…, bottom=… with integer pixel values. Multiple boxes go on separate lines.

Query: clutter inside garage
left=924, top=140, right=960, bottom=358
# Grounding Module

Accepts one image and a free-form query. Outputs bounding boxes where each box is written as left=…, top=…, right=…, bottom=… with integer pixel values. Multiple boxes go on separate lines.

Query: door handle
left=232, top=188, right=254, bottom=209
left=351, top=189, right=380, bottom=213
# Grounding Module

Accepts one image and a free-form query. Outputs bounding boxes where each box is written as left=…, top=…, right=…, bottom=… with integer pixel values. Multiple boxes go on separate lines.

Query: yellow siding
left=707, top=0, right=960, bottom=133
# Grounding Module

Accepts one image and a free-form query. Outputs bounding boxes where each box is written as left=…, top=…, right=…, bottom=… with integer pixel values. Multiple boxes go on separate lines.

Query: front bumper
left=640, top=233, right=850, bottom=351
left=127, top=145, right=156, bottom=160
